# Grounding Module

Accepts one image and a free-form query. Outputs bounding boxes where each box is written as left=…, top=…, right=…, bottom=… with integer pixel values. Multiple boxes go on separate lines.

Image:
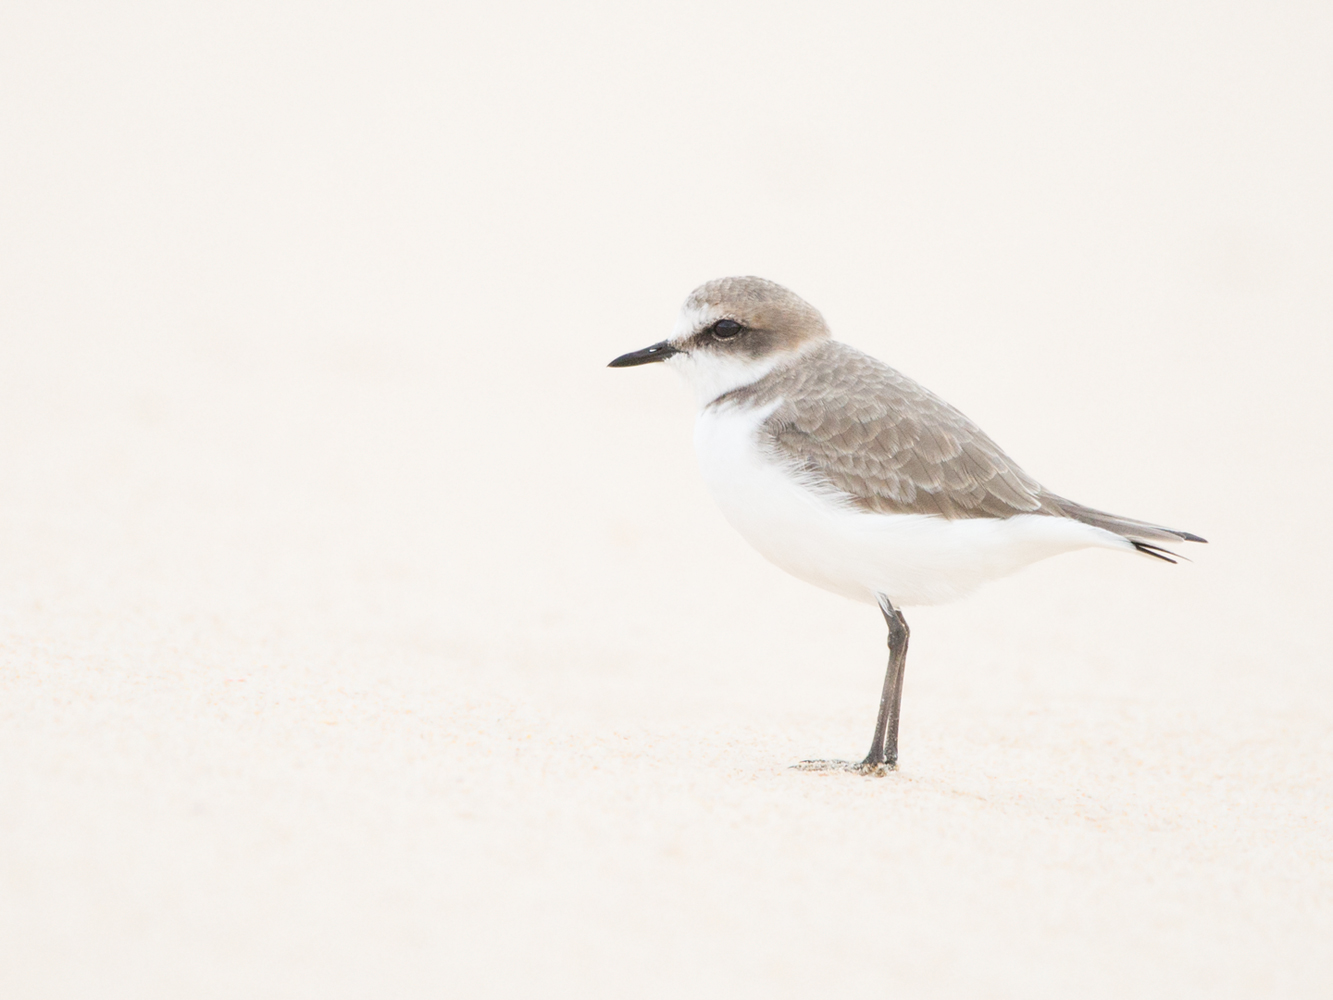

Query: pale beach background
left=2, top=2, right=1331, bottom=996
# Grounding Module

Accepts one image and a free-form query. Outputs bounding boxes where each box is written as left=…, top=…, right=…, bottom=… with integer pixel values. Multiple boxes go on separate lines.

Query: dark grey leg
left=793, top=594, right=909, bottom=776
left=857, top=594, right=909, bottom=772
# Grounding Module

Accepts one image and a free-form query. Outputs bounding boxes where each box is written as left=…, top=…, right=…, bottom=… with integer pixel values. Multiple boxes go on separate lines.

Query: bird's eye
left=711, top=319, right=743, bottom=341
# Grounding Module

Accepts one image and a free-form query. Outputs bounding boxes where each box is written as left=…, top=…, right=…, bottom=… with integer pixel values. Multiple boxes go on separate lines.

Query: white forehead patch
left=670, top=300, right=719, bottom=343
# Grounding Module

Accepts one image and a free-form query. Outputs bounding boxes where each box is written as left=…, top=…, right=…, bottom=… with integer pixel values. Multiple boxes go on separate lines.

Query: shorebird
left=609, top=276, right=1204, bottom=775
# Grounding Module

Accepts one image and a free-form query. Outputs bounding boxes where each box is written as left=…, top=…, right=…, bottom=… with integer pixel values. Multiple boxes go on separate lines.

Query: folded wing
left=753, top=342, right=1203, bottom=548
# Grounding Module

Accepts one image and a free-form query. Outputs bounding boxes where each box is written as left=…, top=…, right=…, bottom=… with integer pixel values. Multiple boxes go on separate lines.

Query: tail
left=1046, top=496, right=1207, bottom=564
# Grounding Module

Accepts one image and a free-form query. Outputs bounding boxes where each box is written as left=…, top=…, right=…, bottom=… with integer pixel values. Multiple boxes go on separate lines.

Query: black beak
left=607, top=341, right=680, bottom=368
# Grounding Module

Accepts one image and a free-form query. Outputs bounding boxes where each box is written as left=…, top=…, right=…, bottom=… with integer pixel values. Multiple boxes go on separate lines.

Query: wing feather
left=756, top=342, right=1050, bottom=519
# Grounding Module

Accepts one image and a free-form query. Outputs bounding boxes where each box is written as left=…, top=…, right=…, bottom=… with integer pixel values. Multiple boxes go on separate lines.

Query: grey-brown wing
left=757, top=342, right=1053, bottom=519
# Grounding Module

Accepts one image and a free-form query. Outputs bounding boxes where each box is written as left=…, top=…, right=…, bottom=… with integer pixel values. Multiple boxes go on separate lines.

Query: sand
left=1, top=3, right=1330, bottom=997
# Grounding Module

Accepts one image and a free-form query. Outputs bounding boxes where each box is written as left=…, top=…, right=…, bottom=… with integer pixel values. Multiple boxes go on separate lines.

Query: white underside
left=694, top=400, right=1133, bottom=607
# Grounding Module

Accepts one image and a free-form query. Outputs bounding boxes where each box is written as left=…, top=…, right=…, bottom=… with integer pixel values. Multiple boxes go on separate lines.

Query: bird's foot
left=792, top=758, right=897, bottom=777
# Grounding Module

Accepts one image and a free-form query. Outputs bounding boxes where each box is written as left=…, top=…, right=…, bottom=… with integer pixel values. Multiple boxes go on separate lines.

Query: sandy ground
left=2, top=3, right=1331, bottom=997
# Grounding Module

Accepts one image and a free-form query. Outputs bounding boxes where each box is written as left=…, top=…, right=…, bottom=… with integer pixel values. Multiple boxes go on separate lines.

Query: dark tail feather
left=1132, top=541, right=1182, bottom=563
left=1045, top=495, right=1207, bottom=558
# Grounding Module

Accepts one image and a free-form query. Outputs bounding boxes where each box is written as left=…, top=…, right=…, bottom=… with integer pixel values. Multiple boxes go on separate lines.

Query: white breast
left=693, top=401, right=1129, bottom=607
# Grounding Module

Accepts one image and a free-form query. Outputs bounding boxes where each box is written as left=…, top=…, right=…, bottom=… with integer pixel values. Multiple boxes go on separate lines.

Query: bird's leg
left=856, top=594, right=909, bottom=774
left=793, top=595, right=909, bottom=776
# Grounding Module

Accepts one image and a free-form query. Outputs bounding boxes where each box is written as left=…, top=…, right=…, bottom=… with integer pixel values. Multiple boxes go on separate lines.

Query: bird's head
left=608, top=276, right=830, bottom=406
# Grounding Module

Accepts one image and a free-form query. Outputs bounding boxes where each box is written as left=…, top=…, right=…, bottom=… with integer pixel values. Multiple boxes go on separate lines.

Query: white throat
left=663, top=350, right=796, bottom=409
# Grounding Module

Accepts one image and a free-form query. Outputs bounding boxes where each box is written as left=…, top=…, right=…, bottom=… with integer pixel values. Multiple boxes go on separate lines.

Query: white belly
left=693, top=402, right=1128, bottom=607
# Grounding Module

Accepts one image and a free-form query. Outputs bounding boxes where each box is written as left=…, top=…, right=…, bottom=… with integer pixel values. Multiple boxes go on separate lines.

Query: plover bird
left=609, top=276, right=1204, bottom=775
